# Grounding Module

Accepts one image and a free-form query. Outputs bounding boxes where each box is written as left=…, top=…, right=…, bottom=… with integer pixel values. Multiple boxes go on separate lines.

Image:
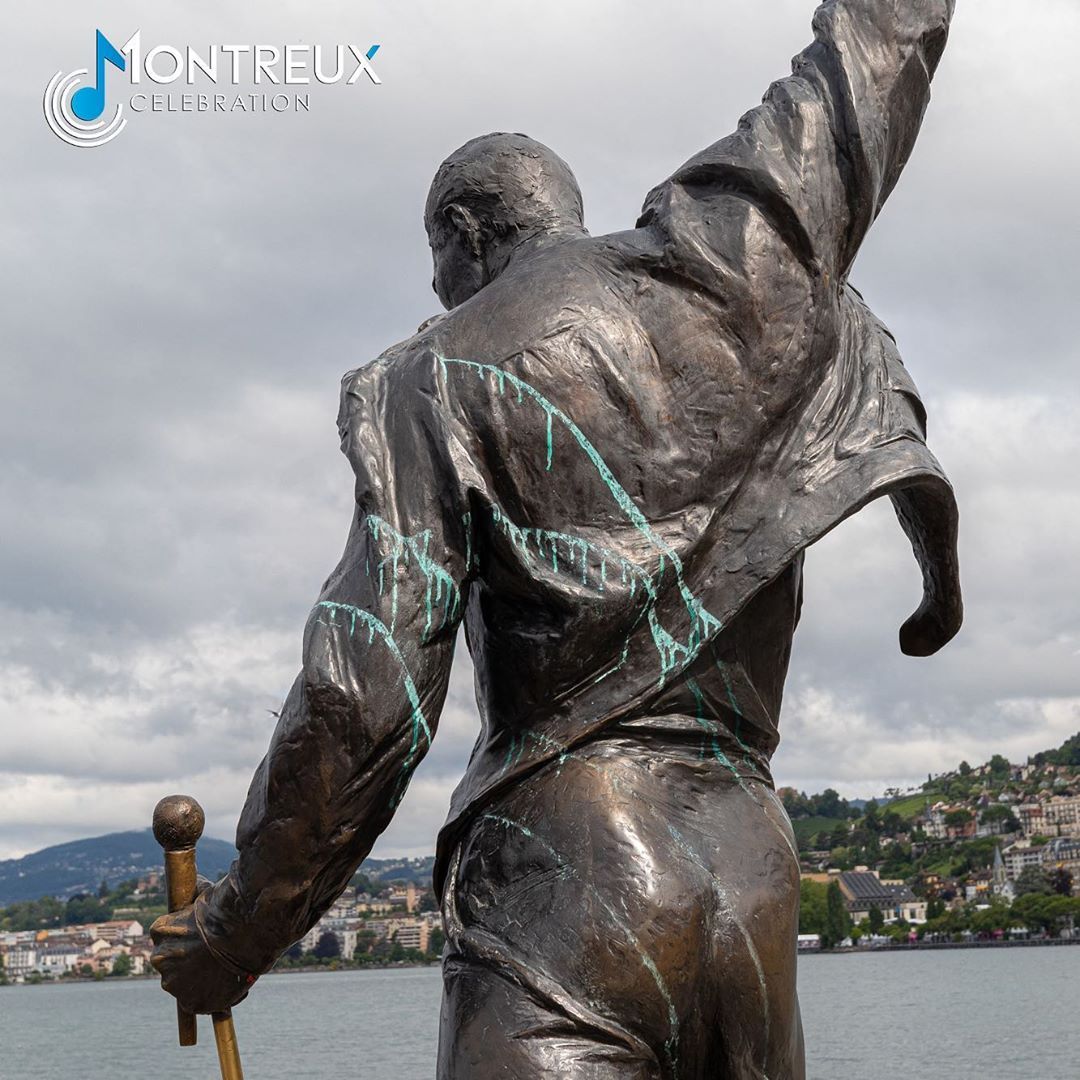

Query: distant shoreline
left=267, top=960, right=440, bottom=976
left=807, top=937, right=1080, bottom=955
left=5, top=939, right=1077, bottom=991
left=0, top=959, right=441, bottom=989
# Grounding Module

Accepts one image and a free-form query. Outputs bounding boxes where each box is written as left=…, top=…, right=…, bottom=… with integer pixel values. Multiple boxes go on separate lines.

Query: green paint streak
left=490, top=504, right=654, bottom=597
left=522, top=728, right=569, bottom=765
left=493, top=731, right=630, bottom=800
left=367, top=515, right=461, bottom=640
left=439, top=355, right=723, bottom=688
left=442, top=358, right=669, bottom=554
left=496, top=728, right=572, bottom=778
left=315, top=600, right=430, bottom=807
left=686, top=676, right=722, bottom=762
left=712, top=655, right=757, bottom=769
left=483, top=813, right=534, bottom=840
left=686, top=677, right=750, bottom=793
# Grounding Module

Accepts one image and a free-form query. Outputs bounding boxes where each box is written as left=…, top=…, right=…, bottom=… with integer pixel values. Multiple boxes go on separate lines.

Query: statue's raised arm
left=641, top=0, right=954, bottom=283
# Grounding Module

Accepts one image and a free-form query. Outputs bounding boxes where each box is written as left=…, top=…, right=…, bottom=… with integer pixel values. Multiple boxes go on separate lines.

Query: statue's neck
left=488, top=223, right=588, bottom=281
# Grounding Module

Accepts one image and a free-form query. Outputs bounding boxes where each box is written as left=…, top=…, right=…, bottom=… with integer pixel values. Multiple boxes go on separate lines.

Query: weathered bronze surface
left=151, top=3, right=962, bottom=1076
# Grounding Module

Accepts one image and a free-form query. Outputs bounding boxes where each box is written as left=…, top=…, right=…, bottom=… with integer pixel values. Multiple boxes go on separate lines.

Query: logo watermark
left=45, top=30, right=381, bottom=148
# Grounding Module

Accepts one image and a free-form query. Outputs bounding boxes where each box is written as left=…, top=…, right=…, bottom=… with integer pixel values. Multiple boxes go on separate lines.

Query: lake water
left=1, top=948, right=1077, bottom=1078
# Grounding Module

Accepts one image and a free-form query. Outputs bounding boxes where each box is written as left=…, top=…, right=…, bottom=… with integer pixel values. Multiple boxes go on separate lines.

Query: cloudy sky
left=4, top=0, right=1078, bottom=860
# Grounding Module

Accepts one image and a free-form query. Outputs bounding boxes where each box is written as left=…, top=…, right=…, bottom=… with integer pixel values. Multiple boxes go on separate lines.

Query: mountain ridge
left=0, top=830, right=436, bottom=907
left=0, top=829, right=236, bottom=907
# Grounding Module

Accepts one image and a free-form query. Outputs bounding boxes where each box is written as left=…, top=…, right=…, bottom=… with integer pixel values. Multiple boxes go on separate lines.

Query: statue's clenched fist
left=150, top=881, right=255, bottom=1015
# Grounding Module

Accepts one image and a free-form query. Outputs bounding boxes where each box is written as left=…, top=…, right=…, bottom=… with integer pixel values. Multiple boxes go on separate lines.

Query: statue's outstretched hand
left=150, top=879, right=255, bottom=1015
left=899, top=591, right=963, bottom=658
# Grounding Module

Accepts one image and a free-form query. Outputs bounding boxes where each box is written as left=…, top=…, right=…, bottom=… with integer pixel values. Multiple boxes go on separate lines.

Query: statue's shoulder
left=337, top=321, right=455, bottom=455
left=341, top=321, right=444, bottom=393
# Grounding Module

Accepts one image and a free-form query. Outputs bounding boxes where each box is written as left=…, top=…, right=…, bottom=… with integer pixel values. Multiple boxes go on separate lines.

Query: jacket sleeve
left=197, top=357, right=473, bottom=976
left=640, top=0, right=955, bottom=283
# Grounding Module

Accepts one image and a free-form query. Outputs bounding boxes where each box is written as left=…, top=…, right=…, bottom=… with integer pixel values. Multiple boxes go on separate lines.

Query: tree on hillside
left=1049, top=867, right=1074, bottom=897
left=815, top=789, right=846, bottom=819
left=428, top=927, right=445, bottom=957
left=1059, top=732, right=1079, bottom=766
left=822, top=882, right=851, bottom=949
left=65, top=894, right=110, bottom=925
left=313, top=931, right=341, bottom=959
left=989, top=754, right=1010, bottom=778
left=1011, top=893, right=1080, bottom=936
left=110, top=953, right=133, bottom=978
left=1015, top=866, right=1054, bottom=897
left=779, top=787, right=853, bottom=820
left=958, top=760, right=972, bottom=776
left=353, top=929, right=378, bottom=959
left=798, top=880, right=828, bottom=936
left=980, top=804, right=1019, bottom=831
left=0, top=896, right=64, bottom=933
left=1033, top=731, right=1080, bottom=768
left=968, top=902, right=1014, bottom=935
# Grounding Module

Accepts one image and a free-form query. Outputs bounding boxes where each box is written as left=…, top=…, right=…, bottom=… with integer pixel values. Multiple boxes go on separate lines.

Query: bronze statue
left=151, top=2, right=962, bottom=1076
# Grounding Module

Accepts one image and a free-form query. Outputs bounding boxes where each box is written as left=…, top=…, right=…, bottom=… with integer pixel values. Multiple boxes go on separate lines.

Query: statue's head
left=425, top=132, right=585, bottom=310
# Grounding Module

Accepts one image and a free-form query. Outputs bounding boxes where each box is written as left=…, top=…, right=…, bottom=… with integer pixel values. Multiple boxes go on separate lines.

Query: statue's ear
left=445, top=203, right=483, bottom=259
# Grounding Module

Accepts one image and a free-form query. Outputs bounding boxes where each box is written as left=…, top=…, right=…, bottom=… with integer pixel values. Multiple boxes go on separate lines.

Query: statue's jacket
left=198, top=0, right=961, bottom=973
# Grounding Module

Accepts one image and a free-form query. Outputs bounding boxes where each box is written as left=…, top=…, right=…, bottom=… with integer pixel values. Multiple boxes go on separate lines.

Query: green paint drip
left=488, top=501, right=664, bottom=690
left=496, top=728, right=575, bottom=777
left=366, top=515, right=461, bottom=640
left=439, top=356, right=723, bottom=688
left=523, top=728, right=569, bottom=765
left=483, top=812, right=534, bottom=840
left=713, top=656, right=756, bottom=769
left=685, top=676, right=749, bottom=793
left=315, top=600, right=431, bottom=807
left=493, top=730, right=637, bottom=800
left=490, top=503, right=655, bottom=598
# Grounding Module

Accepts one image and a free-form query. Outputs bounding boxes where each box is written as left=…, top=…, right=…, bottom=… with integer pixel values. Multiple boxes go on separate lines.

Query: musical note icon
left=71, top=30, right=126, bottom=122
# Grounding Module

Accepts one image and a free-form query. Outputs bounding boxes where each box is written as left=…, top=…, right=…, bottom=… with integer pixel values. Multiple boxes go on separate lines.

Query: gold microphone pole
left=153, top=795, right=245, bottom=1080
